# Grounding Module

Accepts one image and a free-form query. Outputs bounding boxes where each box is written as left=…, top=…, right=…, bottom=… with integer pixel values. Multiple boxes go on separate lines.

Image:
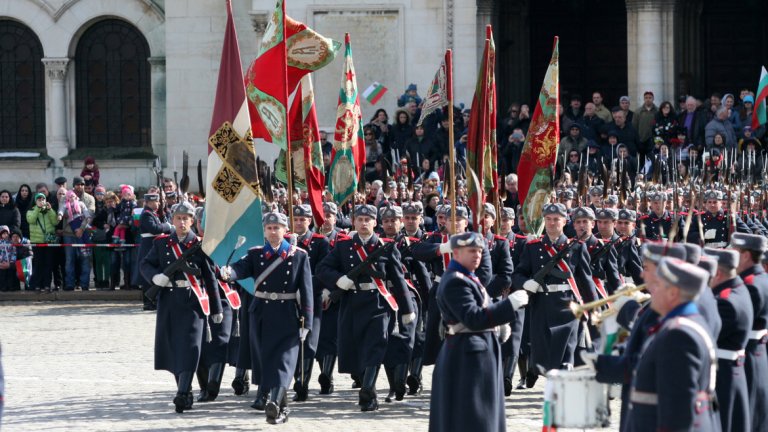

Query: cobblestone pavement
left=1, top=303, right=620, bottom=431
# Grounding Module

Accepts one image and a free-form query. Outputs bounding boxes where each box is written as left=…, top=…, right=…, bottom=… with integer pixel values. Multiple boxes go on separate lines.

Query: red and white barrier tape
left=9, top=243, right=138, bottom=248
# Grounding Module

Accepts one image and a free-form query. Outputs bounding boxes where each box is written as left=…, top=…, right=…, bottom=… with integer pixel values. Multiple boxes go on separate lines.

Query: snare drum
left=545, top=367, right=611, bottom=428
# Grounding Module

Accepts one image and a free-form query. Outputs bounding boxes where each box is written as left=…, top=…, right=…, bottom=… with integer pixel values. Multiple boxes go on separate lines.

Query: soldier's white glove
left=704, top=229, right=717, bottom=240
left=402, top=312, right=417, bottom=326
left=498, top=323, right=512, bottom=343
left=321, top=289, right=331, bottom=304
left=509, top=290, right=529, bottom=309
left=299, top=328, right=310, bottom=342
left=439, top=242, right=453, bottom=255
left=219, top=265, right=234, bottom=281
left=523, top=279, right=543, bottom=294
left=580, top=351, right=598, bottom=371
left=152, top=273, right=170, bottom=287
left=212, top=313, right=224, bottom=324
left=336, top=275, right=355, bottom=290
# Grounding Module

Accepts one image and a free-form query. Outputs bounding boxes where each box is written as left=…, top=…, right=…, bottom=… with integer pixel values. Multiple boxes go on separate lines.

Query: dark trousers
left=30, top=247, right=54, bottom=290
left=52, top=247, right=65, bottom=288
left=0, top=267, right=19, bottom=291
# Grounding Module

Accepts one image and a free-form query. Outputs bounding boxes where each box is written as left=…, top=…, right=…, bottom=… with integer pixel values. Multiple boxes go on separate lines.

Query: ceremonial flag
left=245, top=0, right=340, bottom=151
left=417, top=60, right=448, bottom=127
left=328, top=33, right=365, bottom=205
left=362, top=82, right=388, bottom=105
left=203, top=0, right=263, bottom=293
left=517, top=37, right=560, bottom=236
left=752, top=66, right=768, bottom=130
left=466, top=25, right=498, bottom=231
left=275, top=74, right=326, bottom=227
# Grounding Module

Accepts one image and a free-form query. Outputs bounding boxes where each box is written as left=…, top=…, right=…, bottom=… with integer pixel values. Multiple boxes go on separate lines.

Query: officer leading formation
left=137, top=167, right=768, bottom=431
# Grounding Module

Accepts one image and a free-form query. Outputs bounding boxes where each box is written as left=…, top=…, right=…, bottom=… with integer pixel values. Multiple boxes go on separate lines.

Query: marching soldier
left=687, top=189, right=751, bottom=246
left=573, top=207, right=621, bottom=298
left=290, top=204, right=330, bottom=402
left=219, top=212, right=313, bottom=424
left=615, top=209, right=643, bottom=285
left=314, top=202, right=349, bottom=394
left=316, top=204, right=415, bottom=412
left=703, top=247, right=753, bottom=432
left=137, top=191, right=173, bottom=310
left=428, top=232, right=529, bottom=432
left=637, top=191, right=682, bottom=241
left=593, top=208, right=624, bottom=295
left=140, top=202, right=224, bottom=413
left=411, top=205, right=492, bottom=389
left=378, top=205, right=422, bottom=402
left=511, top=203, right=598, bottom=380
left=625, top=258, right=719, bottom=431
left=731, top=232, right=768, bottom=432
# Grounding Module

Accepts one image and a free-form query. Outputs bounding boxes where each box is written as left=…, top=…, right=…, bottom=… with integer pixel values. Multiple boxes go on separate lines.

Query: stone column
left=626, top=0, right=674, bottom=104
left=42, top=58, right=70, bottom=162
left=149, top=57, right=167, bottom=165
left=452, top=0, right=479, bottom=106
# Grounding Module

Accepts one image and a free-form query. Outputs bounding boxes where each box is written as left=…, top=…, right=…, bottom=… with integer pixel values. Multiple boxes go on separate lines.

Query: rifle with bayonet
left=531, top=233, right=586, bottom=291
left=590, top=234, right=627, bottom=262
left=145, top=241, right=203, bottom=301
left=330, top=233, right=404, bottom=302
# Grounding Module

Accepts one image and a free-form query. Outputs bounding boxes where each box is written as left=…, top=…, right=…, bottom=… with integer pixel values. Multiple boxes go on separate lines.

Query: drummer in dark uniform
left=314, top=201, right=348, bottom=395
left=138, top=191, right=173, bottom=310
left=428, top=232, right=529, bottom=432
left=511, top=203, right=597, bottom=381
left=219, top=212, right=313, bottom=424
left=731, top=232, right=768, bottom=432
left=140, top=202, right=224, bottom=413
left=704, top=247, right=753, bottom=432
left=626, top=258, right=719, bottom=432
left=290, top=204, right=330, bottom=402
left=316, top=204, right=415, bottom=412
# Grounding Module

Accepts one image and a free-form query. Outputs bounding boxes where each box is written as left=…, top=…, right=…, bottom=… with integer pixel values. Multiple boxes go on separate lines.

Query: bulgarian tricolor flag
left=517, top=37, right=560, bottom=236
left=752, top=66, right=768, bottom=131
left=362, top=82, right=388, bottom=105
left=203, top=0, right=263, bottom=293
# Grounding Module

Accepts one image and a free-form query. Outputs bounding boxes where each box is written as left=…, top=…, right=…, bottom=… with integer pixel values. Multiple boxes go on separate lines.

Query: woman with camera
left=27, top=193, right=58, bottom=292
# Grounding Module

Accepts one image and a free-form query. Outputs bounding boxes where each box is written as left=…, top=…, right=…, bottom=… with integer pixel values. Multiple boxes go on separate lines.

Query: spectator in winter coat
left=633, top=91, right=658, bottom=152
left=581, top=102, right=605, bottom=141
left=26, top=193, right=58, bottom=291
left=397, top=83, right=422, bottom=107
left=705, top=106, right=737, bottom=149
left=14, top=184, right=32, bottom=239
left=80, top=156, right=100, bottom=186
left=677, top=96, right=708, bottom=147
left=57, top=190, right=92, bottom=291
left=0, top=191, right=20, bottom=233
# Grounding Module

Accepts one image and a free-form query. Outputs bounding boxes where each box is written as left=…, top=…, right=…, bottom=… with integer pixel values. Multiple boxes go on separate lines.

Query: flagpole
left=446, top=49, right=457, bottom=235
left=282, top=0, right=294, bottom=227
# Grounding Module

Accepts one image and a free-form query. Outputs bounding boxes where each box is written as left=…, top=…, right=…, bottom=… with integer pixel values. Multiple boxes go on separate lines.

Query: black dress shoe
left=525, top=370, right=538, bottom=388
left=232, top=376, right=249, bottom=396
left=292, top=384, right=308, bottom=402
left=359, top=388, right=379, bottom=412
left=250, top=389, right=267, bottom=410
left=318, top=373, right=334, bottom=394
left=406, top=375, right=422, bottom=395
left=504, top=377, right=513, bottom=396
left=173, top=393, right=188, bottom=413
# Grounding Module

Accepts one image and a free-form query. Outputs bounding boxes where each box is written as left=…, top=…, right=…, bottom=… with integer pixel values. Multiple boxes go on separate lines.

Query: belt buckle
left=269, top=292, right=278, bottom=301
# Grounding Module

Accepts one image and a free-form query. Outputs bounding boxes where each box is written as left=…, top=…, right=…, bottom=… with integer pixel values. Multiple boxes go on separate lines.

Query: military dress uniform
left=704, top=248, right=753, bottom=432
left=428, top=233, right=528, bottom=432
left=315, top=204, right=414, bottom=411
left=681, top=244, right=723, bottom=340
left=502, top=209, right=530, bottom=391
left=732, top=233, right=768, bottom=432
left=223, top=212, right=313, bottom=424
left=615, top=209, right=643, bottom=285
left=139, top=203, right=223, bottom=414
left=137, top=194, right=173, bottom=308
left=687, top=190, right=751, bottom=246
left=290, top=204, right=331, bottom=402
left=511, top=203, right=598, bottom=372
left=591, top=208, right=623, bottom=296
left=627, top=259, right=719, bottom=432
left=637, top=192, right=683, bottom=241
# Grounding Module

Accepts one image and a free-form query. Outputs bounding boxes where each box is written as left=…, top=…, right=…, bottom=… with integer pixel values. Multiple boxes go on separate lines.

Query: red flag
left=466, top=25, right=498, bottom=230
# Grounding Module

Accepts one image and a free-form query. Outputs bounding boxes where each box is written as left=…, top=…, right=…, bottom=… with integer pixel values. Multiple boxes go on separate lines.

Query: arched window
left=75, top=19, right=150, bottom=148
left=0, top=20, right=45, bottom=149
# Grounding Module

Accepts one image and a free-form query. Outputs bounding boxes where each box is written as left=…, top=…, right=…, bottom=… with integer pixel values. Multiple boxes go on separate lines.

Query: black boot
left=359, top=366, right=380, bottom=412
left=292, top=357, right=313, bottom=402
left=406, top=357, right=423, bottom=395
left=394, top=363, right=408, bottom=401
left=318, top=355, right=335, bottom=394
left=503, top=356, right=516, bottom=396
left=173, top=371, right=194, bottom=413
left=199, top=363, right=225, bottom=402
left=351, top=373, right=362, bottom=389
left=383, top=366, right=395, bottom=403
left=232, top=368, right=250, bottom=395
left=265, top=387, right=289, bottom=424
left=250, top=386, right=268, bottom=410
left=516, top=354, right=528, bottom=390
left=196, top=363, right=210, bottom=402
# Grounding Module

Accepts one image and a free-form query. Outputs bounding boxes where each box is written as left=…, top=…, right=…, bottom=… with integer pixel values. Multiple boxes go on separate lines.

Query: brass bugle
left=592, top=292, right=651, bottom=325
left=569, top=283, right=647, bottom=320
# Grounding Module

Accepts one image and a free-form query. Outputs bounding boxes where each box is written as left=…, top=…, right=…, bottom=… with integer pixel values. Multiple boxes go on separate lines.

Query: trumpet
left=569, top=283, right=647, bottom=320
left=592, top=292, right=652, bottom=325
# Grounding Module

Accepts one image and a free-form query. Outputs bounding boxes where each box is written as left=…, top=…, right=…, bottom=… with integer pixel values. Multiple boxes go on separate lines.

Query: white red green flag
left=417, top=60, right=448, bottom=127
left=362, top=82, right=388, bottom=105
left=752, top=66, right=768, bottom=130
